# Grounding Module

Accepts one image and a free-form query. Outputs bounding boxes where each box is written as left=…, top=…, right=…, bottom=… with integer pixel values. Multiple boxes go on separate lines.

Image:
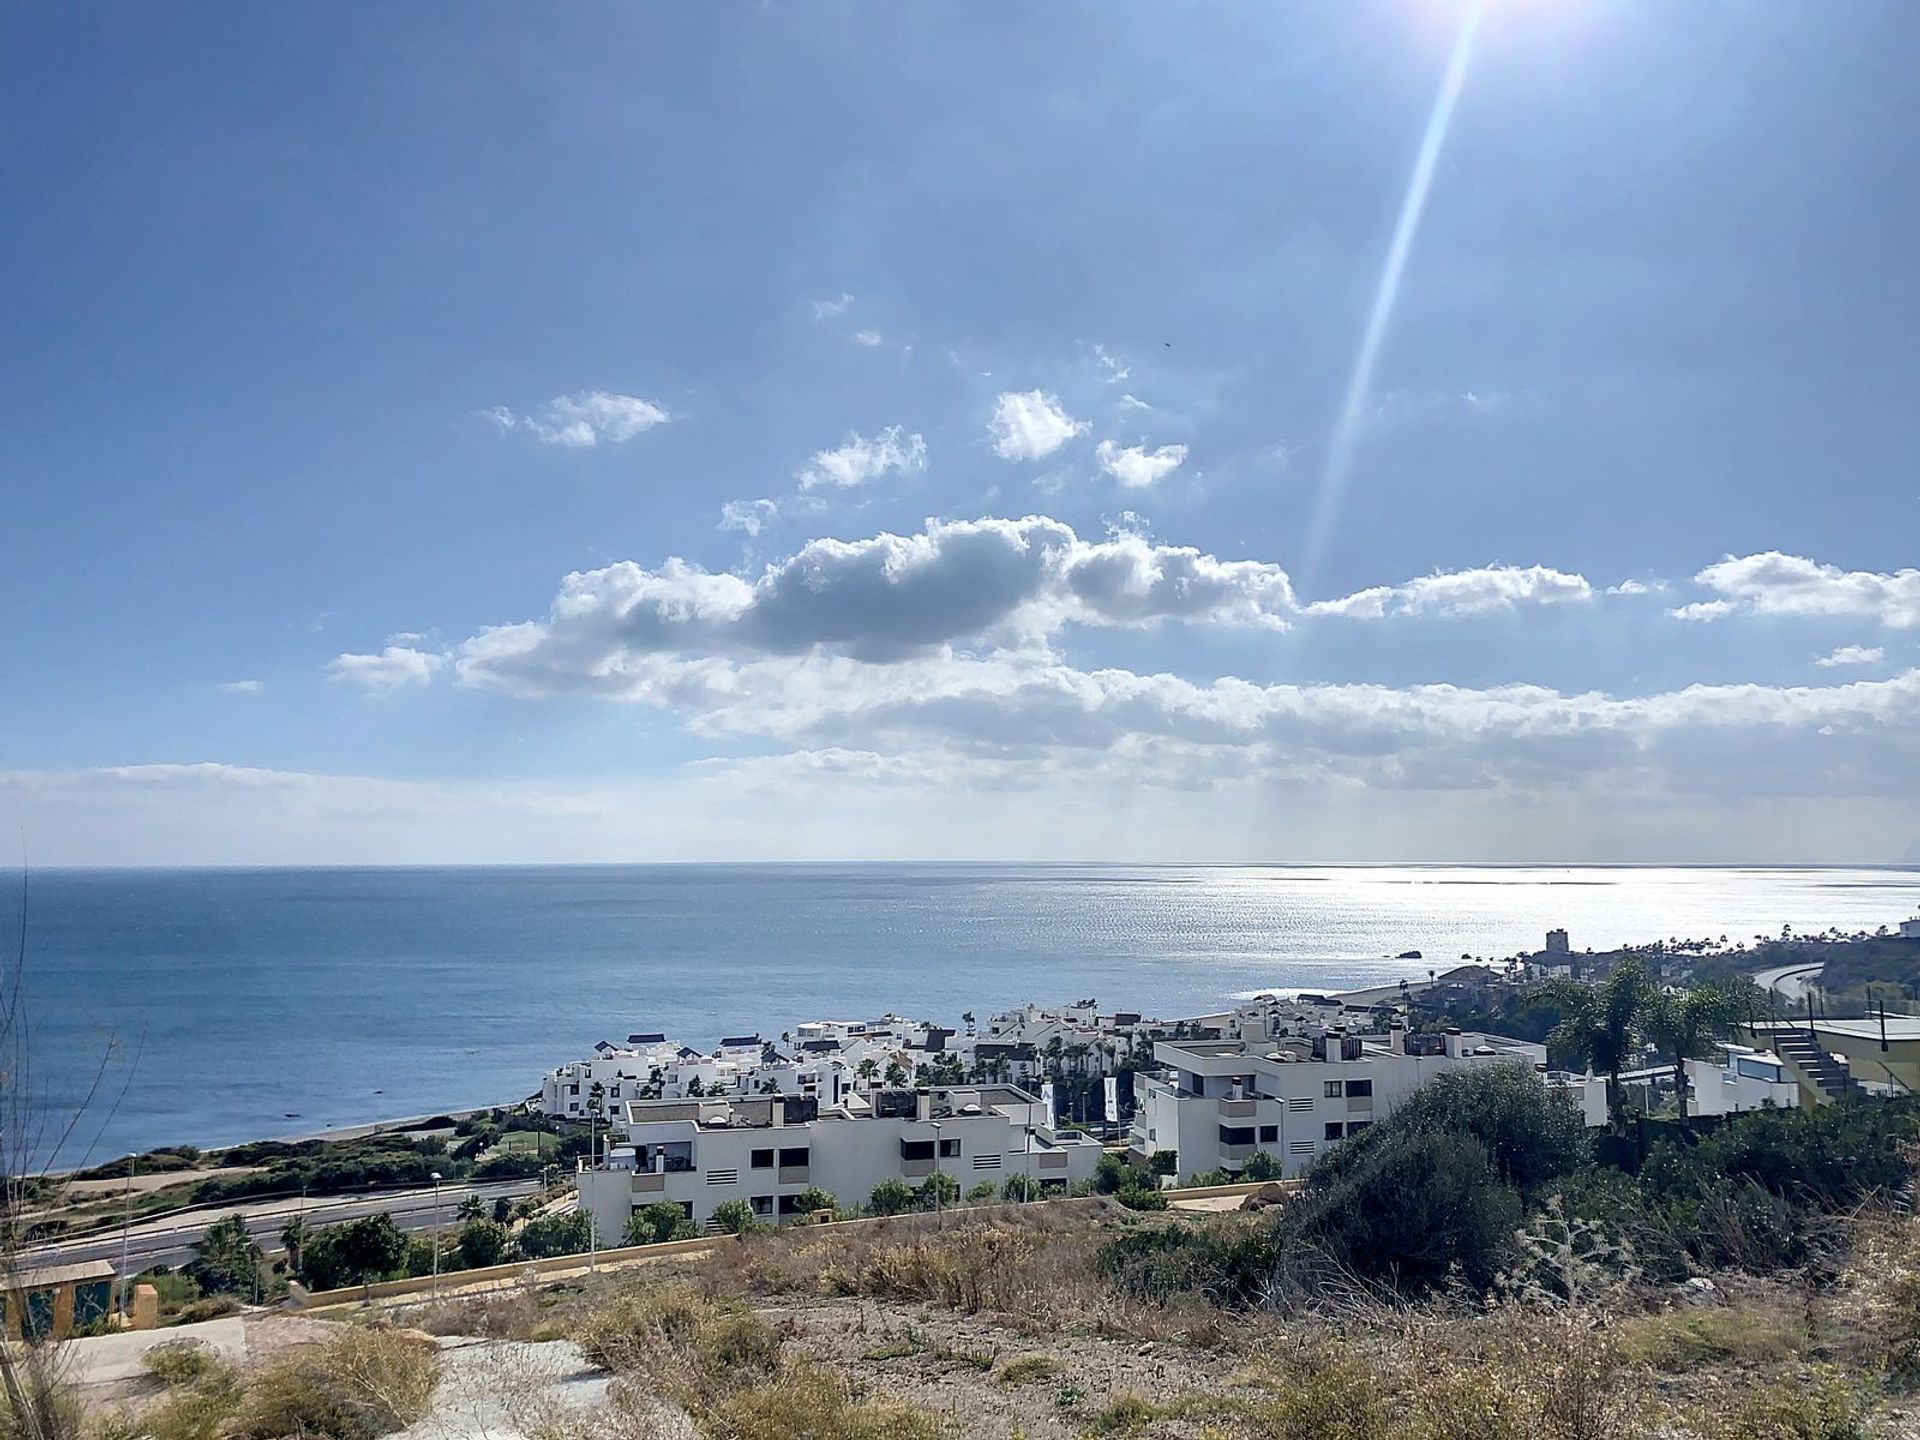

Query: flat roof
left=1753, top=1017, right=1920, bottom=1043
left=7, top=1259, right=114, bottom=1289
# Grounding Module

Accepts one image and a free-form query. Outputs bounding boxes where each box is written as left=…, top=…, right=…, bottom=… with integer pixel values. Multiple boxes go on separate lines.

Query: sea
left=10, top=863, right=1918, bottom=1165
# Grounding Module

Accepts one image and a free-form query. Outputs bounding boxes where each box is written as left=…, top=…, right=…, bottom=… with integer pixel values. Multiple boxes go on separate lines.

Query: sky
left=2, top=1, right=1918, bottom=866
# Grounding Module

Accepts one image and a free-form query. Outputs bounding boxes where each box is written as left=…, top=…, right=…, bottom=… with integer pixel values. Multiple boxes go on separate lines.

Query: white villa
left=1130, top=1025, right=1607, bottom=1181
left=575, top=1083, right=1103, bottom=1235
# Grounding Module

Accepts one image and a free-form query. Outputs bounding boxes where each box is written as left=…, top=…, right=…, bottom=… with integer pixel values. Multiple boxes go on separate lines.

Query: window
left=750, top=1148, right=774, bottom=1169
left=749, top=1195, right=773, bottom=1216
left=1188, top=1074, right=1206, bottom=1096
left=1323, top=1080, right=1343, bottom=1098
left=778, top=1146, right=809, bottom=1168
left=939, top=1137, right=961, bottom=1158
left=1218, top=1125, right=1255, bottom=1146
left=1345, top=1079, right=1373, bottom=1097
left=1258, top=1124, right=1278, bottom=1143
left=1347, top=1120, right=1372, bottom=1134
left=1324, top=1121, right=1345, bottom=1140
left=900, top=1139, right=935, bottom=1161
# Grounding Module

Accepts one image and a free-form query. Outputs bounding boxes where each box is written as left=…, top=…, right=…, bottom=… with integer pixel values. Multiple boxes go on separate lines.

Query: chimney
left=915, top=1087, right=933, bottom=1122
left=1388, top=1020, right=1407, bottom=1054
left=1442, top=1027, right=1464, bottom=1059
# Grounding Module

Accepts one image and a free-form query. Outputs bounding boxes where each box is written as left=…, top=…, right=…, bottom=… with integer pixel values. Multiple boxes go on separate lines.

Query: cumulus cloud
left=797, top=427, right=928, bottom=490
left=326, top=646, right=447, bottom=692
left=1673, top=553, right=1920, bottom=628
left=1094, top=440, right=1189, bottom=489
left=1305, top=566, right=1593, bottom=620
left=218, top=679, right=263, bottom=695
left=989, top=391, right=1087, bottom=461
left=486, top=391, right=671, bottom=448
left=1815, top=645, right=1886, bottom=669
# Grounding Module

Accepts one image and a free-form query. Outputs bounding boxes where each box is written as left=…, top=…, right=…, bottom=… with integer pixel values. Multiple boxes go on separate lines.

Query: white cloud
left=1815, top=644, right=1886, bottom=669
left=797, top=427, right=928, bottom=490
left=1672, top=553, right=1920, bottom=628
left=811, top=292, right=855, bottom=320
left=1606, top=579, right=1661, bottom=597
left=1305, top=565, right=1593, bottom=620
left=217, top=679, right=263, bottom=695
left=326, top=646, right=447, bottom=692
left=851, top=329, right=885, bottom=347
left=1091, top=344, right=1131, bottom=384
left=1094, top=439, right=1189, bottom=489
left=989, top=391, right=1087, bottom=462
left=1118, top=394, right=1152, bottom=414
left=486, top=391, right=671, bottom=448
left=719, top=499, right=781, bottom=536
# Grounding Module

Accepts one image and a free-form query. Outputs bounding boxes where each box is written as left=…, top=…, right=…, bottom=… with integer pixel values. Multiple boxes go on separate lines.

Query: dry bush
left=564, top=1283, right=782, bottom=1411
left=409, top=1282, right=544, bottom=1340
left=708, top=1361, right=943, bottom=1440
left=1840, top=1215, right=1920, bottom=1384
left=1692, top=1366, right=1879, bottom=1440
left=141, top=1340, right=221, bottom=1388
left=234, top=1324, right=440, bottom=1439
left=0, top=1344, right=86, bottom=1440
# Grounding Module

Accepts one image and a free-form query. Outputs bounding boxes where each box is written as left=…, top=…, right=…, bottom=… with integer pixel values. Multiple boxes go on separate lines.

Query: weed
left=995, top=1354, right=1065, bottom=1387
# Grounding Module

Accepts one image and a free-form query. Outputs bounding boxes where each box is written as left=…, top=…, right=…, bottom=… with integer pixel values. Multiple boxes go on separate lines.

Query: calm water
left=9, top=863, right=1918, bottom=1162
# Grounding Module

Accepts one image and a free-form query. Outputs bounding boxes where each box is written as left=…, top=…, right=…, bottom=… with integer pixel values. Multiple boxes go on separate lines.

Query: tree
left=491, top=1196, right=514, bottom=1224
left=883, top=1061, right=908, bottom=1088
left=1148, top=1150, right=1178, bottom=1178
left=456, top=1218, right=510, bottom=1269
left=867, top=1178, right=917, bottom=1216
left=916, top=1173, right=959, bottom=1210
left=189, top=1213, right=263, bottom=1298
left=794, top=1186, right=837, bottom=1216
left=279, top=1216, right=309, bottom=1279
left=966, top=1180, right=998, bottom=1201
left=710, top=1199, right=761, bottom=1235
left=624, top=1202, right=697, bottom=1246
left=1240, top=1151, right=1285, bottom=1182
left=1544, top=959, right=1650, bottom=1127
left=517, top=1211, right=594, bottom=1259
left=1001, top=1174, right=1040, bottom=1202
left=456, top=1195, right=486, bottom=1222
left=297, top=1213, right=408, bottom=1290
left=1641, top=983, right=1740, bottom=1115
left=856, top=1058, right=879, bottom=1088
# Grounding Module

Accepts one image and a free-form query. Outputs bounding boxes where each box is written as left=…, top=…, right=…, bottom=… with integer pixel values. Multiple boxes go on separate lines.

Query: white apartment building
left=575, top=1083, right=1103, bottom=1236
left=1131, top=1026, right=1604, bottom=1181
left=1680, top=1045, right=1801, bottom=1115
left=541, top=1038, right=852, bottom=1118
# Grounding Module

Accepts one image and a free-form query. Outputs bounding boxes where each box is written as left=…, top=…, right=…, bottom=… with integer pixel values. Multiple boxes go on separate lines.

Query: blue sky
left=3, top=1, right=1917, bottom=864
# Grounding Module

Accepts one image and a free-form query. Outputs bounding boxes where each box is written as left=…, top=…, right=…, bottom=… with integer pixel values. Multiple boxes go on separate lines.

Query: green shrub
left=623, top=1202, right=697, bottom=1246
left=142, top=1341, right=219, bottom=1387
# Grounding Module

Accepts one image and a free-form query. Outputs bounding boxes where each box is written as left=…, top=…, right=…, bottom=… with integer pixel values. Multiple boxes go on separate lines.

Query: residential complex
left=1130, top=1026, right=1607, bottom=1180
left=576, top=1083, right=1102, bottom=1235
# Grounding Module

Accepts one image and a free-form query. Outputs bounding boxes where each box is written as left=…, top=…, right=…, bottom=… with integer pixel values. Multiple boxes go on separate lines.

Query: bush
left=518, top=1211, right=594, bottom=1258
left=867, top=1178, right=916, bottom=1216
left=1116, top=1184, right=1167, bottom=1211
left=297, top=1214, right=409, bottom=1290
left=1097, top=1222, right=1277, bottom=1307
left=235, top=1326, right=440, bottom=1439
left=142, top=1341, right=219, bottom=1387
left=455, top=1218, right=510, bottom=1269
left=1000, top=1174, right=1040, bottom=1203
left=1277, top=1128, right=1523, bottom=1295
left=624, top=1202, right=698, bottom=1246
left=710, top=1199, right=762, bottom=1235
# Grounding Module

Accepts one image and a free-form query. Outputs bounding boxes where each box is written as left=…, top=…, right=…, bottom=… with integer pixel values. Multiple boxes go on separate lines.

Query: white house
left=1130, top=1026, right=1602, bottom=1182
left=576, top=1083, right=1104, bottom=1236
left=1683, top=1044, right=1802, bottom=1115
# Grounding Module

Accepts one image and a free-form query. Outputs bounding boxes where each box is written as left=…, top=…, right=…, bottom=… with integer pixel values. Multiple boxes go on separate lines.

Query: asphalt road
left=1753, top=962, right=1824, bottom=1003
left=21, top=1177, right=540, bottom=1275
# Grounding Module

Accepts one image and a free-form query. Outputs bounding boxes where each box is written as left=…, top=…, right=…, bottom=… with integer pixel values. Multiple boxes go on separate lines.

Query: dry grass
left=233, top=1324, right=440, bottom=1439
left=408, top=1281, right=546, bottom=1340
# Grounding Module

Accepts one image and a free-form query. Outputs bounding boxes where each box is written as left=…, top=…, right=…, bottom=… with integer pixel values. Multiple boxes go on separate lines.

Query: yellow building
left=1744, top=1018, right=1920, bottom=1106
left=1, top=1259, right=115, bottom=1342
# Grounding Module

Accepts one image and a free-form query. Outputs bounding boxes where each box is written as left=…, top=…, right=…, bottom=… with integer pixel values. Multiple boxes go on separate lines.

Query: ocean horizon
left=12, top=862, right=1918, bottom=1165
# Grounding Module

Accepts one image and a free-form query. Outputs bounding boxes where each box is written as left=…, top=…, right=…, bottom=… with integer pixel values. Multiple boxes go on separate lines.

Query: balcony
left=777, top=1165, right=810, bottom=1184
left=1218, top=1098, right=1256, bottom=1120
left=631, top=1172, right=666, bottom=1195
left=900, top=1158, right=935, bottom=1179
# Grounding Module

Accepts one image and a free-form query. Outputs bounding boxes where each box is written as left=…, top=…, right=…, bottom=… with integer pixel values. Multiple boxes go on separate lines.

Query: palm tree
left=1641, top=983, right=1739, bottom=1116
left=856, top=1057, right=879, bottom=1089
left=1544, top=958, right=1650, bottom=1129
left=883, top=1060, right=908, bottom=1088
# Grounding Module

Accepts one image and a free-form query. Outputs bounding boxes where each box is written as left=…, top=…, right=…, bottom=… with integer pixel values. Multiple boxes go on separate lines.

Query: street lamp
left=430, top=1172, right=443, bottom=1298
left=930, top=1121, right=943, bottom=1223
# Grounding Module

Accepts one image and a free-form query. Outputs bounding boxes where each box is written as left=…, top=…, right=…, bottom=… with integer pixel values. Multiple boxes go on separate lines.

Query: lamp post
left=931, top=1121, right=943, bottom=1224
left=430, top=1172, right=443, bottom=1298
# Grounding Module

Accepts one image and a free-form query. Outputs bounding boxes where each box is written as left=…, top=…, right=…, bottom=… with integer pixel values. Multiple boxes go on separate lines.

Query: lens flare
left=1301, top=0, right=1486, bottom=589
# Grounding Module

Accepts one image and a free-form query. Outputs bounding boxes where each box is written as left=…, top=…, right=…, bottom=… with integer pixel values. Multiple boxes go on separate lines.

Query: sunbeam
left=1301, top=0, right=1487, bottom=590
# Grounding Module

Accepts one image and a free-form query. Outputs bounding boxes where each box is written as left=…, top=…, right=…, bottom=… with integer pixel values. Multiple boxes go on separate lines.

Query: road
left=20, top=1177, right=540, bottom=1275
left=1754, top=962, right=1824, bottom=1003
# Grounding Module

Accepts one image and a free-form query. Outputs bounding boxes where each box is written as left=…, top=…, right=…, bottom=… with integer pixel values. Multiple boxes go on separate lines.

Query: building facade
left=576, top=1083, right=1103, bottom=1236
left=1130, top=1027, right=1603, bottom=1181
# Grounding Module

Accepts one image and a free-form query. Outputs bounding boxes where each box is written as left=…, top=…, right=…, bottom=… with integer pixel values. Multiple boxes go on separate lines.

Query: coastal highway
left=1753, top=962, right=1824, bottom=1003
left=20, top=1177, right=540, bottom=1276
